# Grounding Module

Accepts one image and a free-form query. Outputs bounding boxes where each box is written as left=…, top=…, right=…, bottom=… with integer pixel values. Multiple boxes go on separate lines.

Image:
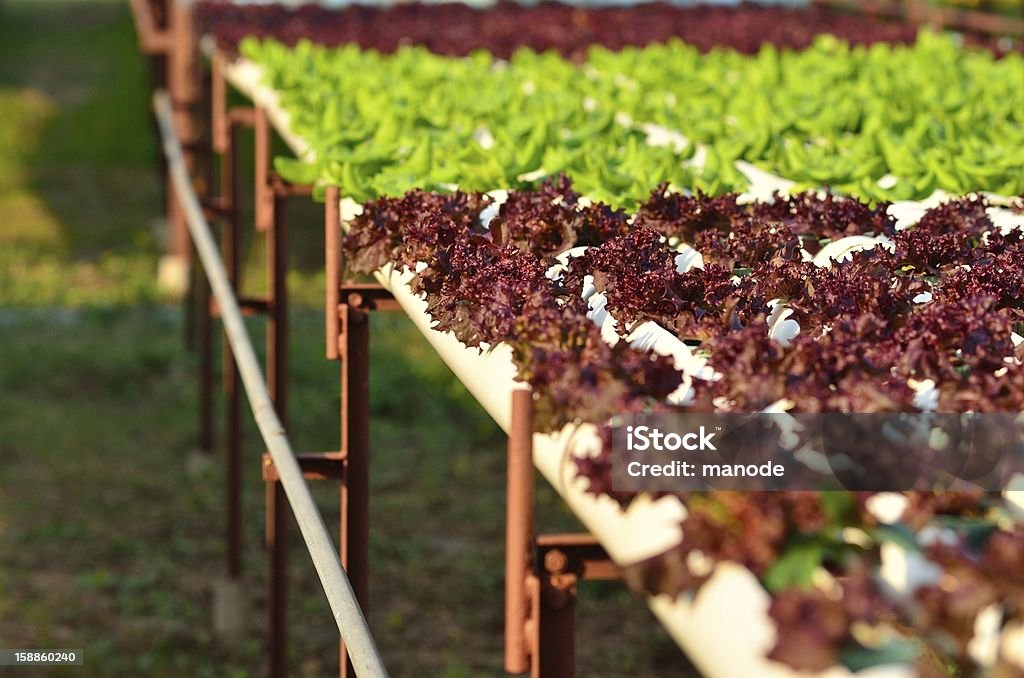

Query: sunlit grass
left=0, top=0, right=163, bottom=307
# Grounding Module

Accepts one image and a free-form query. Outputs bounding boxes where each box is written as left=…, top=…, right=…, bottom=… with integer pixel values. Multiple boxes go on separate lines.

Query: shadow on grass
left=0, top=0, right=163, bottom=306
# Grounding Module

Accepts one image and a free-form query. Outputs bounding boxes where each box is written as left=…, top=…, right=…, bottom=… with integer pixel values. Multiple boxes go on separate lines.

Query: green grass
left=0, top=1, right=690, bottom=675
left=0, top=308, right=686, bottom=677
left=0, top=0, right=162, bottom=306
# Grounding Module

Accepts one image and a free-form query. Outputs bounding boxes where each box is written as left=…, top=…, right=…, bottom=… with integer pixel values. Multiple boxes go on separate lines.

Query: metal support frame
left=248, top=180, right=401, bottom=678
left=171, top=12, right=633, bottom=677
left=211, top=51, right=402, bottom=673
left=248, top=99, right=318, bottom=678
left=323, top=185, right=400, bottom=678
left=210, top=50, right=299, bottom=676
left=206, top=53, right=248, bottom=589
left=504, top=391, right=623, bottom=677
left=170, top=42, right=634, bottom=669
left=266, top=181, right=291, bottom=678
left=194, top=64, right=216, bottom=454
left=130, top=0, right=216, bottom=449
left=213, top=54, right=245, bottom=577
left=129, top=0, right=200, bottom=297
left=166, top=0, right=198, bottom=264
left=222, top=119, right=243, bottom=579
left=155, top=89, right=388, bottom=678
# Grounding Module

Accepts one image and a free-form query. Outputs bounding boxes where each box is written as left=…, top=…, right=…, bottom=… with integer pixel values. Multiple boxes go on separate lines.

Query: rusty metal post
left=326, top=189, right=396, bottom=677
left=267, top=198, right=289, bottom=449
left=206, top=49, right=247, bottom=644
left=195, top=61, right=216, bottom=454
left=267, top=481, right=289, bottom=678
left=254, top=108, right=274, bottom=233
left=325, top=187, right=341, bottom=361
left=167, top=0, right=197, bottom=263
left=326, top=184, right=364, bottom=678
left=505, top=389, right=535, bottom=674
left=327, top=187, right=345, bottom=678
left=209, top=51, right=246, bottom=579
left=266, top=189, right=291, bottom=678
left=211, top=51, right=229, bottom=156
left=340, top=296, right=371, bottom=678
left=223, top=121, right=243, bottom=579
left=154, top=44, right=169, bottom=221
left=197, top=259, right=214, bottom=452
left=539, top=556, right=577, bottom=678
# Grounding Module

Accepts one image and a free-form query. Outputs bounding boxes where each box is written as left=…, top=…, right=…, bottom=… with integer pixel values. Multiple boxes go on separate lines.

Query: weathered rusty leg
left=340, top=298, right=370, bottom=678
left=223, top=122, right=243, bottom=580
left=166, top=0, right=196, bottom=267
left=197, top=258, right=213, bottom=452
left=266, top=191, right=290, bottom=678
left=506, top=389, right=536, bottom=675
left=504, top=390, right=601, bottom=677
left=538, top=560, right=577, bottom=678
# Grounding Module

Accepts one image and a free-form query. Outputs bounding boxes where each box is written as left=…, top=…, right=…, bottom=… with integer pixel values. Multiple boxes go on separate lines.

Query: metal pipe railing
left=152, top=89, right=389, bottom=678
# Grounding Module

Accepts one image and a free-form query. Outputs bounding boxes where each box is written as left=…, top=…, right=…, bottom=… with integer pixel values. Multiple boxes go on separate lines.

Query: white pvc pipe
left=153, top=90, right=389, bottom=678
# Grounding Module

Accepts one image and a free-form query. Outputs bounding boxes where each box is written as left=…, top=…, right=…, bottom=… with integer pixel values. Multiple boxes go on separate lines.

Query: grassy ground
left=0, top=0, right=163, bottom=305
left=0, top=1, right=690, bottom=675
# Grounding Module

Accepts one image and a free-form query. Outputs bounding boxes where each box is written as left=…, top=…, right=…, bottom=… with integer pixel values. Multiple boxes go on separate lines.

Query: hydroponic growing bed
left=207, top=10, right=1024, bottom=672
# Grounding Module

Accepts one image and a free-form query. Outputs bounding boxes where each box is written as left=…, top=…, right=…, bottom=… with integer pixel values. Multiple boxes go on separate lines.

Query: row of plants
left=197, top=2, right=922, bottom=59
left=206, top=5, right=1024, bottom=673
left=342, top=177, right=1024, bottom=674
left=930, top=0, right=1024, bottom=18
left=240, top=32, right=1024, bottom=206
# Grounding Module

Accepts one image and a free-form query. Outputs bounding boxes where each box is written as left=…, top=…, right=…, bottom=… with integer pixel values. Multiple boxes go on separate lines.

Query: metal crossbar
left=153, top=90, right=389, bottom=678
